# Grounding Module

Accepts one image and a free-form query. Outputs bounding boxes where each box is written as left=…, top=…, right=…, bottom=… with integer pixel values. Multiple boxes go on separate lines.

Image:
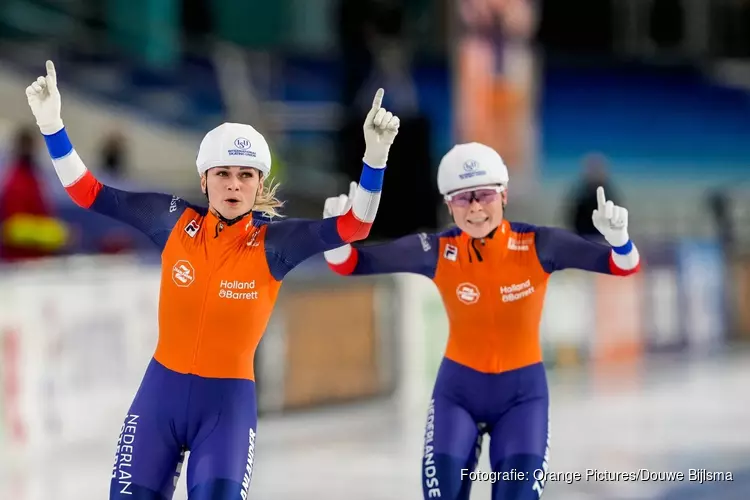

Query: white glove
left=592, top=186, right=629, bottom=247
left=323, top=181, right=358, bottom=263
left=323, top=181, right=357, bottom=219
left=26, top=60, right=64, bottom=135
left=362, top=88, right=400, bottom=169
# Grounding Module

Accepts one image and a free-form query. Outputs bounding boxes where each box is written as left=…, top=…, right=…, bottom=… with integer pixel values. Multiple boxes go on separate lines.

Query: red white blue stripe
left=334, top=162, right=383, bottom=243
left=609, top=240, right=641, bottom=276
left=43, top=128, right=102, bottom=209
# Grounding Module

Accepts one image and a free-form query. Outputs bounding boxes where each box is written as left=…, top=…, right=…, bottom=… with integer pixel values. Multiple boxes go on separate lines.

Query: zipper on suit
left=189, top=222, right=223, bottom=372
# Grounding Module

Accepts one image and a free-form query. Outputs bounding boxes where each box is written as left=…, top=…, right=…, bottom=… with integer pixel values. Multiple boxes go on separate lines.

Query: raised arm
left=320, top=180, right=441, bottom=277
left=325, top=232, right=440, bottom=278
left=533, top=226, right=640, bottom=275
left=532, top=187, right=640, bottom=276
left=26, top=61, right=192, bottom=250
left=263, top=167, right=385, bottom=280
left=263, top=89, right=400, bottom=281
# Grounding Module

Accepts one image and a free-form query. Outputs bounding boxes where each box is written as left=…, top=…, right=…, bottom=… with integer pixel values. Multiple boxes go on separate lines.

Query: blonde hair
left=254, top=176, right=285, bottom=218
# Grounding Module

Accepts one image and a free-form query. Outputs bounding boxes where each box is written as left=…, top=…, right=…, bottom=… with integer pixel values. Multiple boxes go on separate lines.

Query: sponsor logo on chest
left=218, top=279, right=259, bottom=300
left=500, top=279, right=536, bottom=302
left=455, top=282, right=480, bottom=304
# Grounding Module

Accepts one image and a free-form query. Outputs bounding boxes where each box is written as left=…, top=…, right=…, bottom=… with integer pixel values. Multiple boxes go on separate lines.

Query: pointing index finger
left=46, top=60, right=57, bottom=83
left=596, top=186, right=606, bottom=209
left=371, top=88, right=384, bottom=110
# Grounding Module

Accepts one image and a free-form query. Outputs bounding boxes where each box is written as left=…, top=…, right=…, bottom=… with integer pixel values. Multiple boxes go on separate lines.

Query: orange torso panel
left=432, top=220, right=550, bottom=373
left=155, top=209, right=280, bottom=380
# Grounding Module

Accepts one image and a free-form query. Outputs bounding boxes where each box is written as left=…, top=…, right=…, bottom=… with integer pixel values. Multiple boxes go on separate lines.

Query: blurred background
left=1, top=0, right=750, bottom=498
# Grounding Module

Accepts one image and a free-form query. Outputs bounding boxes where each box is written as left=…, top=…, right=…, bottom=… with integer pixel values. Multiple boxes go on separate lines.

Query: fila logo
left=185, top=220, right=200, bottom=238
left=443, top=244, right=458, bottom=261
left=172, top=260, right=195, bottom=287
left=456, top=282, right=480, bottom=305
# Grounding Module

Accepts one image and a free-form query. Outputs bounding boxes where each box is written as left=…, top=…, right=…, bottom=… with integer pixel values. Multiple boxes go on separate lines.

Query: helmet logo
left=234, top=137, right=251, bottom=150
left=228, top=137, right=257, bottom=159
left=459, top=159, right=487, bottom=180
left=463, top=159, right=479, bottom=172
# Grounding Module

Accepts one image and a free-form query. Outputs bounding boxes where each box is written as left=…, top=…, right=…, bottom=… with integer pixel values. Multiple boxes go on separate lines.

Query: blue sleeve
left=533, top=225, right=613, bottom=274
left=264, top=218, right=347, bottom=280
left=348, top=233, right=440, bottom=278
left=89, top=187, right=192, bottom=250
left=263, top=160, right=387, bottom=280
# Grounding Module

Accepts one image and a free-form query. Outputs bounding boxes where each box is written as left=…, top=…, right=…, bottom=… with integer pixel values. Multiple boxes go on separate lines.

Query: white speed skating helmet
left=196, top=122, right=272, bottom=177
left=437, top=142, right=509, bottom=195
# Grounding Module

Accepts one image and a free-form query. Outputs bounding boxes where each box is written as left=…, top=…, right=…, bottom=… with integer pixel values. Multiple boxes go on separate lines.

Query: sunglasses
left=444, top=186, right=504, bottom=207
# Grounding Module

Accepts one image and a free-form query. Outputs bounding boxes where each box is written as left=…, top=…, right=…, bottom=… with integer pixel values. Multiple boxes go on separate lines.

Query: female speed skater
left=25, top=60, right=400, bottom=500
left=322, top=142, right=640, bottom=500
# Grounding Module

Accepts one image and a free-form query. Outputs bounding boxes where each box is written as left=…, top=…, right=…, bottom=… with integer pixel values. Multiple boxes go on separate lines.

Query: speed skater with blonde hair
left=26, top=60, right=400, bottom=499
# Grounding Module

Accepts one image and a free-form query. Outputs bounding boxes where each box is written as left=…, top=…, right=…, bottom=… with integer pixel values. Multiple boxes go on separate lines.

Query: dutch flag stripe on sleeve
left=325, top=244, right=359, bottom=275
left=43, top=128, right=102, bottom=209
left=335, top=162, right=384, bottom=242
left=609, top=240, right=641, bottom=276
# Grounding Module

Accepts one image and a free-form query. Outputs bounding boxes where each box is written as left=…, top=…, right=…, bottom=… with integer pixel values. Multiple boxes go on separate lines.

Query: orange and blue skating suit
left=42, top=127, right=386, bottom=500
left=326, top=220, right=640, bottom=499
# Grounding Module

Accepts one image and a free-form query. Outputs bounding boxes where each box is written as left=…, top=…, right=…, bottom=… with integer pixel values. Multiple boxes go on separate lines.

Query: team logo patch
left=456, top=282, right=480, bottom=305
left=172, top=260, right=195, bottom=288
left=185, top=220, right=200, bottom=238
left=443, top=244, right=458, bottom=261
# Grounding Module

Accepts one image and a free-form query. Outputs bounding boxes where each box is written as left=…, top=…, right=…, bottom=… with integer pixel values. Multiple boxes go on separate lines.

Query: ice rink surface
left=2, top=350, right=750, bottom=500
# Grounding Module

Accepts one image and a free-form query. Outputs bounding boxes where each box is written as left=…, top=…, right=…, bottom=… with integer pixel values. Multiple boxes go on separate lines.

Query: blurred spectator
left=455, top=0, right=538, bottom=175
left=99, top=130, right=128, bottom=180
left=649, top=0, right=684, bottom=50
left=566, top=153, right=623, bottom=241
left=707, top=188, right=735, bottom=254
left=0, top=126, right=68, bottom=262
left=336, top=0, right=438, bottom=240
left=95, top=130, right=143, bottom=254
left=336, top=0, right=383, bottom=111
left=336, top=0, right=418, bottom=117
left=538, top=0, right=612, bottom=53
left=713, top=0, right=750, bottom=57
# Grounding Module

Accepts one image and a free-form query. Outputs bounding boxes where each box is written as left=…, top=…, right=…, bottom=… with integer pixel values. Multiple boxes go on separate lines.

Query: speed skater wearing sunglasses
left=322, top=142, right=640, bottom=500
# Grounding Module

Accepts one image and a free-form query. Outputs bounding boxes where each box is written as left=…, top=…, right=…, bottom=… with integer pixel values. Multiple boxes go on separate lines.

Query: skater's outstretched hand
left=323, top=181, right=357, bottom=219
left=592, top=186, right=629, bottom=247
left=26, top=60, right=64, bottom=135
left=362, top=88, right=400, bottom=168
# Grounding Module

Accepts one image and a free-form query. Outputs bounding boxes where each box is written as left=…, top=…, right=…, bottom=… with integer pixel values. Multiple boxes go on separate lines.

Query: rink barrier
left=0, top=239, right=732, bottom=452
left=0, top=255, right=399, bottom=453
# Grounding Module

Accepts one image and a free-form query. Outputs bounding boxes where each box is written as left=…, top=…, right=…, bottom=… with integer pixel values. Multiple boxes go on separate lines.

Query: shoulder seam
left=508, top=221, right=538, bottom=234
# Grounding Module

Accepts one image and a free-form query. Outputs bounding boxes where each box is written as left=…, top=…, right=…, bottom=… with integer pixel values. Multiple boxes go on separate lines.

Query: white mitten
left=26, top=60, right=64, bottom=135
left=362, top=88, right=400, bottom=168
left=592, top=186, right=629, bottom=248
left=323, top=181, right=356, bottom=219
left=323, top=181, right=357, bottom=263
